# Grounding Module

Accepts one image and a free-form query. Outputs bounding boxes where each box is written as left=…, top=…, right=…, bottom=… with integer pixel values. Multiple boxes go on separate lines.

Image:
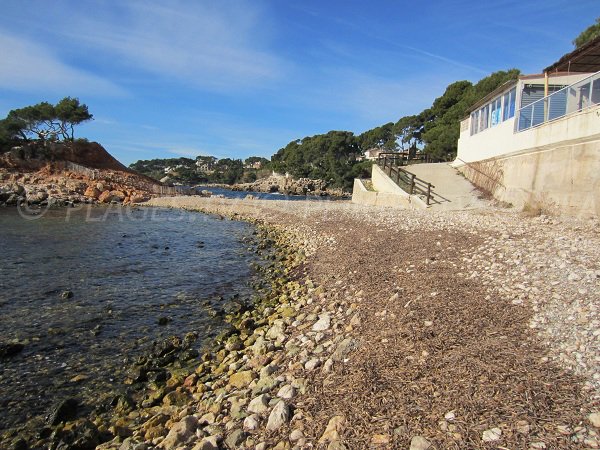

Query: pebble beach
left=87, top=195, right=598, bottom=450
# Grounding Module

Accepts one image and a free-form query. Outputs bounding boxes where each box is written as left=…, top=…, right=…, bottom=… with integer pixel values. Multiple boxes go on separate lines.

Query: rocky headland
left=0, top=142, right=164, bottom=208
left=230, top=175, right=349, bottom=198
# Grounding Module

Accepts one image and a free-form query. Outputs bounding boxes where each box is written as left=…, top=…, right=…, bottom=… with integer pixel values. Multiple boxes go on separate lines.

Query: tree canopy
left=573, top=17, right=600, bottom=48
left=271, top=130, right=362, bottom=188
left=0, top=97, right=92, bottom=147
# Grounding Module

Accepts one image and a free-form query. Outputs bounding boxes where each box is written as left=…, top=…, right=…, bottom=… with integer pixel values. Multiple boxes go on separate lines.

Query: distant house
left=244, top=161, right=262, bottom=170
left=196, top=160, right=214, bottom=173
left=454, top=35, right=600, bottom=217
left=363, top=148, right=385, bottom=160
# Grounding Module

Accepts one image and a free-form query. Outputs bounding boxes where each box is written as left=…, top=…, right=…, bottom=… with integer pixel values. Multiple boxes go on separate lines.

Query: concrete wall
left=456, top=138, right=600, bottom=218
left=454, top=99, right=600, bottom=218
left=351, top=166, right=429, bottom=209
left=372, top=164, right=408, bottom=195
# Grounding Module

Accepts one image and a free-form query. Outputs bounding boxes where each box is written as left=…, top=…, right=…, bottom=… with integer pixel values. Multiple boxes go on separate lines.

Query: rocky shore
left=4, top=196, right=599, bottom=449
left=230, top=175, right=349, bottom=198
left=0, top=142, right=162, bottom=208
left=114, top=196, right=598, bottom=450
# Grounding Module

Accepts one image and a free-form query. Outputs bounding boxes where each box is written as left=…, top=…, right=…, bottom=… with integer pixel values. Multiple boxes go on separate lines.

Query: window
left=470, top=111, right=479, bottom=135
left=502, top=87, right=516, bottom=121
left=491, top=97, right=502, bottom=126
left=470, top=86, right=516, bottom=136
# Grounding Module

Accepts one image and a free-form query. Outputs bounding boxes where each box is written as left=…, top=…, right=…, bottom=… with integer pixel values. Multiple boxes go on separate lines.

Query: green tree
left=54, top=97, right=93, bottom=140
left=394, top=114, right=425, bottom=151
left=210, top=158, right=244, bottom=184
left=271, top=130, right=360, bottom=189
left=358, top=122, right=397, bottom=152
left=1, top=97, right=92, bottom=143
left=573, top=18, right=600, bottom=48
left=244, top=156, right=270, bottom=166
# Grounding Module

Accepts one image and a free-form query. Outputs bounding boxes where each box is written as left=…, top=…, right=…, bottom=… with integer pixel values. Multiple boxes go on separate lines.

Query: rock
left=266, top=321, right=286, bottom=342
left=84, top=186, right=101, bottom=198
left=109, top=190, right=126, bottom=202
left=312, top=313, right=331, bottom=331
left=130, top=194, right=148, bottom=203
left=192, top=436, right=220, bottom=450
left=305, top=358, right=321, bottom=370
left=253, top=375, right=277, bottom=394
left=248, top=394, right=270, bottom=415
left=515, top=420, right=530, bottom=434
left=98, top=190, right=113, bottom=203
left=10, top=438, right=28, bottom=450
left=331, top=338, right=358, bottom=362
left=224, top=429, right=246, bottom=449
left=162, top=390, right=189, bottom=406
left=251, top=336, right=267, bottom=356
left=244, top=414, right=259, bottom=431
left=229, top=370, right=256, bottom=388
left=320, top=416, right=345, bottom=443
left=371, top=434, right=390, bottom=445
left=289, top=429, right=304, bottom=441
left=482, top=427, right=502, bottom=442
left=589, top=412, right=600, bottom=428
left=28, top=190, right=48, bottom=203
left=157, top=316, right=170, bottom=326
left=255, top=443, right=267, bottom=450
left=46, top=398, right=79, bottom=425
left=410, top=435, right=432, bottom=450
left=61, top=290, right=74, bottom=299
left=266, top=401, right=290, bottom=432
left=277, top=385, right=296, bottom=400
left=59, top=419, right=102, bottom=449
left=327, top=442, right=348, bottom=450
left=161, top=415, right=198, bottom=449
left=70, top=374, right=89, bottom=383
left=0, top=342, right=24, bottom=358
left=198, top=412, right=216, bottom=426
left=444, top=411, right=456, bottom=421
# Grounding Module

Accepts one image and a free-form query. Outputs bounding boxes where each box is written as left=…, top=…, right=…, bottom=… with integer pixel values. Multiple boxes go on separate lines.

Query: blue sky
left=0, top=1, right=597, bottom=165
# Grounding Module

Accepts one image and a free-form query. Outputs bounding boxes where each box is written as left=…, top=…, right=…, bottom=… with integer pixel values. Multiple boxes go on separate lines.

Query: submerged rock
left=46, top=398, right=79, bottom=425
left=0, top=342, right=24, bottom=358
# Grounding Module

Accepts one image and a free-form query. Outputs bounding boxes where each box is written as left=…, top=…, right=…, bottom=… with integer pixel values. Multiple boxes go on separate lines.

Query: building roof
left=544, top=35, right=600, bottom=73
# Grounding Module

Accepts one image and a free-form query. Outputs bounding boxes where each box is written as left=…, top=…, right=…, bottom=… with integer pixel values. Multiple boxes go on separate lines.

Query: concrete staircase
left=403, top=163, right=487, bottom=210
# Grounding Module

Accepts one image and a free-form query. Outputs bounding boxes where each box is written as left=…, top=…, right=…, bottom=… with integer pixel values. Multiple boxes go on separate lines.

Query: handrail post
left=427, top=184, right=431, bottom=205
left=410, top=174, right=415, bottom=195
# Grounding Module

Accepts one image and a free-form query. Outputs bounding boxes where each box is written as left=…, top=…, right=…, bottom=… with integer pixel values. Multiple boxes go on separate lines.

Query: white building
left=454, top=36, right=600, bottom=218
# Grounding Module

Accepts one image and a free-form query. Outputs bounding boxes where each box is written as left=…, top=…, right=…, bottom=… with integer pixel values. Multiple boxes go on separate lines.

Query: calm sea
left=0, top=205, right=261, bottom=432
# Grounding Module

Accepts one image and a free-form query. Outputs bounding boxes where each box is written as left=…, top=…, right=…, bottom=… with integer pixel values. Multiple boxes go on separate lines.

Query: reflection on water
left=0, top=205, right=259, bottom=431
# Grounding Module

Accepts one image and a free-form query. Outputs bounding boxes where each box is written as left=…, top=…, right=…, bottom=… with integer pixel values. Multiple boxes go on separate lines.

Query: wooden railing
left=377, top=153, right=435, bottom=205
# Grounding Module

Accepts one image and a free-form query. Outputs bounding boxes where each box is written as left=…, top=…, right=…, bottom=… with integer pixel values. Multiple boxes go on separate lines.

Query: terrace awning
left=544, top=35, right=600, bottom=73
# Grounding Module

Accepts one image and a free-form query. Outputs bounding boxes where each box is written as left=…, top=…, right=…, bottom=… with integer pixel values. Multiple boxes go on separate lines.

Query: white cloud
left=55, top=1, right=283, bottom=92
left=0, top=32, right=126, bottom=96
left=167, top=148, right=203, bottom=157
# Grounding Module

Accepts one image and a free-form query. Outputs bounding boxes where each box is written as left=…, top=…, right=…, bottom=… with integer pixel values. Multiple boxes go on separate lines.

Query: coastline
left=116, top=196, right=599, bottom=449
left=5, top=197, right=598, bottom=449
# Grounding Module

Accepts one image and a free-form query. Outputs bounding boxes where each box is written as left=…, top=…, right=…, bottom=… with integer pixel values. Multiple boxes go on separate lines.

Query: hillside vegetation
left=130, top=70, right=521, bottom=190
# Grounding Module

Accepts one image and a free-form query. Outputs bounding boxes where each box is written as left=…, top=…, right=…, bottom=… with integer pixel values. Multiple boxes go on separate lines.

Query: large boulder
left=84, top=186, right=101, bottom=199
left=98, top=190, right=112, bottom=203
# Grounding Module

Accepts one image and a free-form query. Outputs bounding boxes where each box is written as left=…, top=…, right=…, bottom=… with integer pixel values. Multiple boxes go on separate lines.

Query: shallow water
left=0, top=205, right=260, bottom=431
left=195, top=185, right=348, bottom=201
